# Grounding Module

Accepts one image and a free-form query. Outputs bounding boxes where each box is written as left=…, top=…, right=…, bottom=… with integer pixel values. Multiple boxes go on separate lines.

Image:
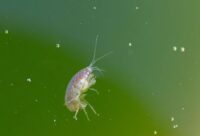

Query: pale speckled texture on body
left=65, top=67, right=92, bottom=103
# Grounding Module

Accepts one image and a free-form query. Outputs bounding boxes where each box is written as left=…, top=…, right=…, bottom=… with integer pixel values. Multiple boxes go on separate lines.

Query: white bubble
left=53, top=119, right=56, bottom=123
left=56, top=43, right=60, bottom=48
left=154, top=130, right=158, bottom=135
left=180, top=47, right=185, bottom=52
left=136, top=6, right=139, bottom=10
left=171, top=117, right=175, bottom=122
left=4, top=29, right=9, bottom=34
left=93, top=6, right=97, bottom=10
left=173, top=124, right=178, bottom=128
left=173, top=46, right=177, bottom=51
left=26, top=78, right=32, bottom=82
left=128, top=42, right=132, bottom=46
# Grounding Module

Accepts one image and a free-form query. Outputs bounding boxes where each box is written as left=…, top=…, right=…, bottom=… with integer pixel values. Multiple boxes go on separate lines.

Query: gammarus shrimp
left=64, top=35, right=112, bottom=120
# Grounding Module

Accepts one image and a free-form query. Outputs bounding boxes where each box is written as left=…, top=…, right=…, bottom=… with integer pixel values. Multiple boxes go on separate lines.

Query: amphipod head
left=86, top=66, right=92, bottom=73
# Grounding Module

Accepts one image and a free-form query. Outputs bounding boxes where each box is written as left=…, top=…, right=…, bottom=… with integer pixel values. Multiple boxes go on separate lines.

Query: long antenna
left=91, top=34, right=99, bottom=65
left=90, top=51, right=113, bottom=66
left=89, top=34, right=113, bottom=67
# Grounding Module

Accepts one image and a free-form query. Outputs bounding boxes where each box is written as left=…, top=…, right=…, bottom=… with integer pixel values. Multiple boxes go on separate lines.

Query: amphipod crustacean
left=64, top=35, right=112, bottom=120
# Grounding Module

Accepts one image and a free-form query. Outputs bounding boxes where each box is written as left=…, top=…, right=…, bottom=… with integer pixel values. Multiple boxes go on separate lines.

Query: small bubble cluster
left=173, top=124, right=178, bottom=128
left=170, top=116, right=179, bottom=129
left=172, top=46, right=186, bottom=53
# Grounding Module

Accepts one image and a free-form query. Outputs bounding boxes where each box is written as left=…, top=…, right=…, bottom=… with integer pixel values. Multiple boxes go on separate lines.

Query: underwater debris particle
left=93, top=6, right=97, bottom=10
left=180, top=47, right=185, bottom=52
left=171, top=117, right=175, bottom=122
left=107, top=89, right=111, bottom=93
left=182, top=107, right=185, bottom=110
left=136, top=6, right=139, bottom=10
left=154, top=130, right=158, bottom=135
left=128, top=42, right=132, bottom=47
left=4, top=29, right=9, bottom=34
left=35, top=99, right=38, bottom=103
left=56, top=43, right=60, bottom=48
left=173, top=46, right=177, bottom=51
left=53, top=119, right=57, bottom=125
left=173, top=124, right=179, bottom=128
left=26, top=78, right=32, bottom=82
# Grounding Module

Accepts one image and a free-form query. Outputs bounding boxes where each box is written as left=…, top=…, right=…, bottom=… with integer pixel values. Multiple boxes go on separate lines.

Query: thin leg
left=89, top=88, right=99, bottom=95
left=73, top=108, right=79, bottom=120
left=86, top=101, right=99, bottom=116
left=82, top=108, right=90, bottom=121
left=88, top=79, right=96, bottom=88
left=88, top=74, right=96, bottom=87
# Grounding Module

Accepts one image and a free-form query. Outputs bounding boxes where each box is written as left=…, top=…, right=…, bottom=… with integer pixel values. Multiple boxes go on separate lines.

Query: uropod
left=64, top=35, right=112, bottom=120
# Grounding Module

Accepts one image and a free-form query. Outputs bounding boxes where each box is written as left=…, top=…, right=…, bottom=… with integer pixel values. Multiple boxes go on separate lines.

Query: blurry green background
left=0, top=0, right=200, bottom=136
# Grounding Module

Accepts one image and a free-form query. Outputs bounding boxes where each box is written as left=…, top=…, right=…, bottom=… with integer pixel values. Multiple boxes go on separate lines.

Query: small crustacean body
left=65, top=66, right=98, bottom=120
left=64, top=35, right=112, bottom=120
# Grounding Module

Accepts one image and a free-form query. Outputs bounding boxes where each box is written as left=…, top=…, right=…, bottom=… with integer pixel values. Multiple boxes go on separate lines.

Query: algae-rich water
left=1, top=0, right=200, bottom=136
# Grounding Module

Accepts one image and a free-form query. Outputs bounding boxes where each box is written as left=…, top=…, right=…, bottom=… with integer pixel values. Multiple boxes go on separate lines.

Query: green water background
left=0, top=0, right=200, bottom=136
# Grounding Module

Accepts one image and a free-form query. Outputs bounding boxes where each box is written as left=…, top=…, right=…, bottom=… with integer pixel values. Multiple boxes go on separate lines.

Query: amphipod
left=64, top=35, right=112, bottom=120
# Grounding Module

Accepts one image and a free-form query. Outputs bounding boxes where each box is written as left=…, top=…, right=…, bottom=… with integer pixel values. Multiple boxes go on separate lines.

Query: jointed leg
left=86, top=101, right=99, bottom=116
left=87, top=74, right=96, bottom=88
left=89, top=88, right=99, bottom=95
left=73, top=108, right=79, bottom=120
left=82, top=107, right=90, bottom=121
left=88, top=74, right=96, bottom=87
